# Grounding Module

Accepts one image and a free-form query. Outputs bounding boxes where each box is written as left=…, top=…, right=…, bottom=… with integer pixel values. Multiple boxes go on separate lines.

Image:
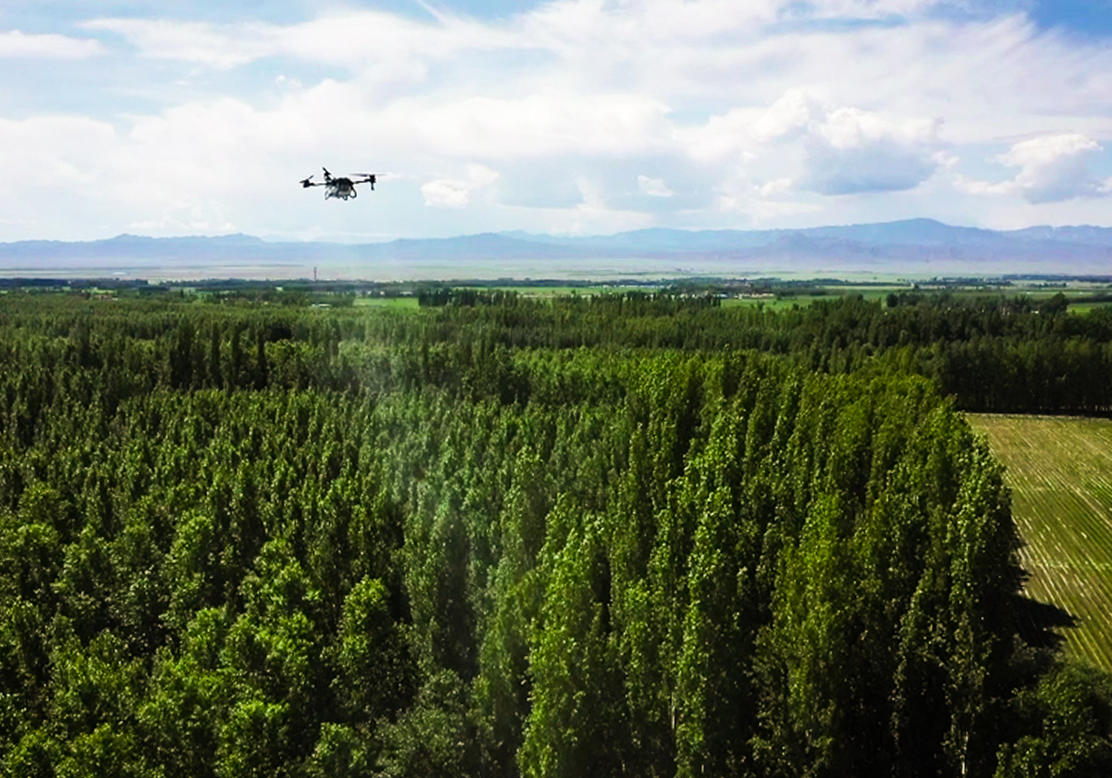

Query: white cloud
left=681, top=91, right=945, bottom=197
left=383, top=93, right=673, bottom=160
left=422, top=164, right=500, bottom=208
left=80, top=0, right=952, bottom=75
left=801, top=106, right=944, bottom=194
left=81, top=19, right=264, bottom=68
left=1000, top=134, right=1110, bottom=202
left=0, top=115, right=115, bottom=182
left=958, top=133, right=1111, bottom=203
left=759, top=177, right=794, bottom=196
left=0, top=115, right=127, bottom=237
left=82, top=10, right=524, bottom=70
left=0, top=29, right=104, bottom=59
left=798, top=0, right=939, bottom=16
left=750, top=90, right=821, bottom=143
left=638, top=175, right=674, bottom=197
left=555, top=176, right=658, bottom=234
left=4, top=1, right=1112, bottom=241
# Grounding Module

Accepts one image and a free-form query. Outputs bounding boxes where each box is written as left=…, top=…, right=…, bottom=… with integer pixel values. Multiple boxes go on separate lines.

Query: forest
left=1, top=289, right=1111, bottom=776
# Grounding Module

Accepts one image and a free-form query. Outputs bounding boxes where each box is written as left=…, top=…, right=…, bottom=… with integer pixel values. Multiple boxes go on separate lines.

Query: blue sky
left=1, top=0, right=1111, bottom=241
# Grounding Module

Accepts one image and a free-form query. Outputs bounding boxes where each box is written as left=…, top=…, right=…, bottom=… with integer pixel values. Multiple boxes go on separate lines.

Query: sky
left=1, top=0, right=1112, bottom=242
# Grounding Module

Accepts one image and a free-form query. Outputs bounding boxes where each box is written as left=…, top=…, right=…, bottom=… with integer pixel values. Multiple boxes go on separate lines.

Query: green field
left=968, top=414, right=1112, bottom=671
left=1069, top=301, right=1112, bottom=315
left=353, top=295, right=420, bottom=308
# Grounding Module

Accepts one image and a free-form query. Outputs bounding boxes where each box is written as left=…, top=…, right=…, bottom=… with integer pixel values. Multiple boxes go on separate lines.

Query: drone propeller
left=300, top=175, right=314, bottom=187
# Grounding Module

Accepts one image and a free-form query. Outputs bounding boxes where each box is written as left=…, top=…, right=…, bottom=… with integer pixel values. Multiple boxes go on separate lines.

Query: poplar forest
left=2, top=290, right=1112, bottom=777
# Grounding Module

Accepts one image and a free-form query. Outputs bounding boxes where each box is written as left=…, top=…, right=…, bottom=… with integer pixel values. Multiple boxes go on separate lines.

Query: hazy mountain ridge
left=2, top=219, right=1111, bottom=275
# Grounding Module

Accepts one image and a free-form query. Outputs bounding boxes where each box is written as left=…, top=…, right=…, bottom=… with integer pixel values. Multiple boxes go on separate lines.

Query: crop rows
left=968, top=414, right=1112, bottom=672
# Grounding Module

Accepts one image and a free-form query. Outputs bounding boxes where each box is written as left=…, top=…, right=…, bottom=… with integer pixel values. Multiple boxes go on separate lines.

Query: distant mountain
left=1005, top=225, right=1112, bottom=247
left=506, top=219, right=1111, bottom=254
left=2, top=219, right=1111, bottom=279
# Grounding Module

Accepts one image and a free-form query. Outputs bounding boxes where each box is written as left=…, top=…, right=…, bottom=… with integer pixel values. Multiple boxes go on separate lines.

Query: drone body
left=300, top=167, right=377, bottom=200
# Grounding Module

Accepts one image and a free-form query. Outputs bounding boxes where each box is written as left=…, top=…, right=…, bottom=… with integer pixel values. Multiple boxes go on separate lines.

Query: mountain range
left=1, top=219, right=1110, bottom=279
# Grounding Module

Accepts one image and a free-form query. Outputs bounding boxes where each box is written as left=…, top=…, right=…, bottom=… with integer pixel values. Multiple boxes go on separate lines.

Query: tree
left=519, top=518, right=625, bottom=777
left=331, top=576, right=414, bottom=723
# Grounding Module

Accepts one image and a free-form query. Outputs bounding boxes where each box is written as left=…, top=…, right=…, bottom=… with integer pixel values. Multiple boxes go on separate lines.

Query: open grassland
left=968, top=414, right=1112, bottom=671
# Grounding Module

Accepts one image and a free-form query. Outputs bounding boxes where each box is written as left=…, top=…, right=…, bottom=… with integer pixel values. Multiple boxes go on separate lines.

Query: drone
left=299, top=167, right=377, bottom=200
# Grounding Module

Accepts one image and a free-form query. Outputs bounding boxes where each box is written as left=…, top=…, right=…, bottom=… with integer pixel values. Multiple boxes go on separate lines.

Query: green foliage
left=995, top=661, right=1112, bottom=778
left=0, top=292, right=1108, bottom=776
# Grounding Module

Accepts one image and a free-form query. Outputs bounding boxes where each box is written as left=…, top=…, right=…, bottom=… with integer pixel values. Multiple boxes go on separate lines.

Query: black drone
left=299, top=167, right=377, bottom=200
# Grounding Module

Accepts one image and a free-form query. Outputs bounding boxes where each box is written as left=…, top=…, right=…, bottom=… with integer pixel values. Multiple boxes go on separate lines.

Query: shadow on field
left=1014, top=594, right=1077, bottom=650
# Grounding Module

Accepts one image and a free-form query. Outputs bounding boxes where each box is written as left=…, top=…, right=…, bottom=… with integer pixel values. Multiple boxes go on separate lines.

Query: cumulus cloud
left=421, top=165, right=500, bottom=208
left=637, top=175, right=675, bottom=197
left=959, top=133, right=1111, bottom=203
left=801, top=107, right=944, bottom=194
left=750, top=90, right=820, bottom=143
left=0, top=30, right=104, bottom=59
left=998, top=134, right=1110, bottom=202
left=685, top=91, right=945, bottom=198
